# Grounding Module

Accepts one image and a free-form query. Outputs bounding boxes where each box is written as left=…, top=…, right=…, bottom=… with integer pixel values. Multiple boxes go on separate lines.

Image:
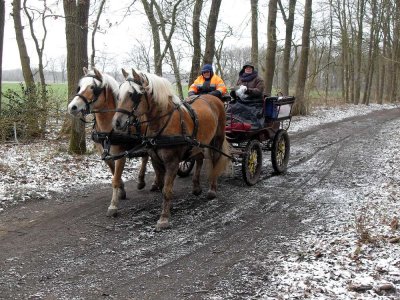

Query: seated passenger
left=230, top=62, right=264, bottom=102
left=188, top=64, right=227, bottom=99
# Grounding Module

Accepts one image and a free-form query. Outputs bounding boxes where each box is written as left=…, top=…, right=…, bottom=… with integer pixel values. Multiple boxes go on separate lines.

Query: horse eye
left=128, top=92, right=133, bottom=97
left=91, top=85, right=95, bottom=90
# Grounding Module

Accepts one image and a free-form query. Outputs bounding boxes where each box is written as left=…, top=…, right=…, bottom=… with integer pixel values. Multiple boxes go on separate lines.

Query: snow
left=1, top=103, right=399, bottom=298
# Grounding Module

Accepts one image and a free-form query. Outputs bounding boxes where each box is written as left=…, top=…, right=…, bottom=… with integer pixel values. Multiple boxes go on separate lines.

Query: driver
left=188, top=64, right=227, bottom=99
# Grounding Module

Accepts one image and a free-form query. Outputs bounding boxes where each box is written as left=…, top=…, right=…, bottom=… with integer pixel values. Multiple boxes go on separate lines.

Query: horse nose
left=113, top=116, right=122, bottom=130
left=68, top=104, right=78, bottom=114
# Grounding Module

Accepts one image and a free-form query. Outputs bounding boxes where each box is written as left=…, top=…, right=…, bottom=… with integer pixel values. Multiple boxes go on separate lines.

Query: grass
left=1, top=82, right=69, bottom=108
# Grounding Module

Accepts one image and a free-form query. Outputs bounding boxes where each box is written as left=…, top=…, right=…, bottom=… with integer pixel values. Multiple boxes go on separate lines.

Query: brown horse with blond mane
left=112, top=68, right=230, bottom=230
left=67, top=67, right=151, bottom=217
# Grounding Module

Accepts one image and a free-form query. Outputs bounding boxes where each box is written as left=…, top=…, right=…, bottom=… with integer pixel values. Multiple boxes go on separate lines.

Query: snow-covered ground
left=1, top=103, right=399, bottom=299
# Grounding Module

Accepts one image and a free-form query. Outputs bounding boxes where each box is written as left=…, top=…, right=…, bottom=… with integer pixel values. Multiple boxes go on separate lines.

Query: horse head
left=68, top=67, right=118, bottom=116
left=112, top=68, right=148, bottom=132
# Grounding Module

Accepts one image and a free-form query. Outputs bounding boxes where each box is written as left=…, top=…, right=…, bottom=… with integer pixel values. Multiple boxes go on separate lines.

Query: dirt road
left=1, top=108, right=399, bottom=300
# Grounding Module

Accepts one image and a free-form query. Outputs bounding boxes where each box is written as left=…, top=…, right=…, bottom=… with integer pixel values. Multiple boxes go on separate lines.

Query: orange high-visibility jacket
left=188, top=74, right=227, bottom=96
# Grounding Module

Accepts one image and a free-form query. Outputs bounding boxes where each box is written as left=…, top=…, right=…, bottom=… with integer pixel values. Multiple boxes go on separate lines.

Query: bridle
left=75, top=74, right=105, bottom=115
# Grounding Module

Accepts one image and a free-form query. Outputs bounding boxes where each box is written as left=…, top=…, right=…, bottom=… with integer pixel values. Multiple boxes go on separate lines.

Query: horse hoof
left=137, top=182, right=146, bottom=190
left=207, top=190, right=216, bottom=199
left=150, top=184, right=159, bottom=192
left=106, top=208, right=118, bottom=217
left=118, top=189, right=127, bottom=200
left=192, top=187, right=202, bottom=196
left=155, top=220, right=170, bottom=231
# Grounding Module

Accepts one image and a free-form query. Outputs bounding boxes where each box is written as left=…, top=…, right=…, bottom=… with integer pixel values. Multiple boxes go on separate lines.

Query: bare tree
left=278, top=0, right=296, bottom=95
left=62, top=0, right=90, bottom=154
left=293, top=0, right=312, bottom=115
left=90, top=0, right=106, bottom=68
left=141, top=0, right=163, bottom=75
left=12, top=0, right=35, bottom=87
left=202, top=0, right=222, bottom=64
left=264, top=0, right=278, bottom=95
left=188, top=0, right=203, bottom=87
left=0, top=0, right=4, bottom=113
left=250, top=0, right=259, bottom=66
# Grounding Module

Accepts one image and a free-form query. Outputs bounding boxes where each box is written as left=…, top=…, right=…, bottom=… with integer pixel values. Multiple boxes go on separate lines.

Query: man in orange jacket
left=188, top=64, right=227, bottom=98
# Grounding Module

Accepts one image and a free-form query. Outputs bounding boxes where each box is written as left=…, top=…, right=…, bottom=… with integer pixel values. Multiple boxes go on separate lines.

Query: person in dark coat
left=231, top=62, right=264, bottom=101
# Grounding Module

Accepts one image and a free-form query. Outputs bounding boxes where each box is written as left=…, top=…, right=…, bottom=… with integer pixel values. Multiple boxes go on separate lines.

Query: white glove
left=236, top=85, right=247, bottom=99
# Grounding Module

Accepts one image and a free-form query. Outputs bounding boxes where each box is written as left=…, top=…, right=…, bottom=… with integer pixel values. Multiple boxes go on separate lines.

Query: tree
left=278, top=0, right=296, bottom=95
left=188, top=0, right=203, bottom=87
left=12, top=0, right=35, bottom=87
left=90, top=0, right=106, bottom=68
left=0, top=0, right=4, bottom=114
left=63, top=0, right=90, bottom=154
left=264, top=0, right=278, bottom=95
left=293, top=0, right=312, bottom=115
left=250, top=0, right=259, bottom=67
left=202, top=0, right=222, bottom=65
left=141, top=0, right=163, bottom=75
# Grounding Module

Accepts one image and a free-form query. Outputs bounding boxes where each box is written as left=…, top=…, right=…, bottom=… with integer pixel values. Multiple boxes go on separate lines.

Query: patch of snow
left=1, top=103, right=399, bottom=298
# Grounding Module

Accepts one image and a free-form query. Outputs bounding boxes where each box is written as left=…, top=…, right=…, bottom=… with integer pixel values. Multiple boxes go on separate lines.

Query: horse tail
left=208, top=136, right=231, bottom=180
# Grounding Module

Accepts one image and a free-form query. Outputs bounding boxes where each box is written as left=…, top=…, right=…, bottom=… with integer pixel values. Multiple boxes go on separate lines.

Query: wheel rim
left=276, top=137, right=286, bottom=166
left=249, top=148, right=259, bottom=176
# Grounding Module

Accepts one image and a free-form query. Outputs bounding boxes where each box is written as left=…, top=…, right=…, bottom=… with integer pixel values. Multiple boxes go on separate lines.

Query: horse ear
left=122, top=68, right=129, bottom=79
left=93, top=67, right=103, bottom=81
left=132, top=68, right=142, bottom=84
left=83, top=67, right=88, bottom=75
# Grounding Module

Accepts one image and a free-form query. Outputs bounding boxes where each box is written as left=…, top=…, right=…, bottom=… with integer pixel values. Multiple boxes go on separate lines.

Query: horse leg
left=137, top=155, right=148, bottom=190
left=106, top=156, right=126, bottom=217
left=156, top=164, right=178, bottom=231
left=207, top=139, right=230, bottom=199
left=150, top=159, right=164, bottom=192
left=192, top=157, right=203, bottom=196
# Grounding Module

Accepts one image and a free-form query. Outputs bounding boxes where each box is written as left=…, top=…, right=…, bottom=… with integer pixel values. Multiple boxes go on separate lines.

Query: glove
left=236, top=85, right=247, bottom=99
left=188, top=91, right=196, bottom=96
left=209, top=90, right=222, bottom=98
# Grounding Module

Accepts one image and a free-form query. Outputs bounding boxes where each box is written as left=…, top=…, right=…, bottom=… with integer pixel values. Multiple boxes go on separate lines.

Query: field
left=1, top=82, right=69, bottom=108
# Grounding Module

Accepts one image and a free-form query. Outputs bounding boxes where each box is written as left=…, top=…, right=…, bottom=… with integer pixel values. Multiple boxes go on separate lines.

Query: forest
left=0, top=0, right=399, bottom=151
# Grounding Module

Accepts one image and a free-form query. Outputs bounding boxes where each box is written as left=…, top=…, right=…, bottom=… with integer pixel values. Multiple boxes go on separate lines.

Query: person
left=231, top=62, right=264, bottom=101
left=188, top=64, right=227, bottom=98
left=227, top=62, right=266, bottom=129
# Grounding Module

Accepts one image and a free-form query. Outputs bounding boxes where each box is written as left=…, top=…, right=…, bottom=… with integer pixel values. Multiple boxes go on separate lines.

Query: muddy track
left=0, top=108, right=398, bottom=300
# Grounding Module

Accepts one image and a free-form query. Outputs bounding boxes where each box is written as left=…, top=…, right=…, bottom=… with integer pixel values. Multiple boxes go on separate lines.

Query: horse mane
left=135, top=70, right=181, bottom=111
left=84, top=69, right=120, bottom=104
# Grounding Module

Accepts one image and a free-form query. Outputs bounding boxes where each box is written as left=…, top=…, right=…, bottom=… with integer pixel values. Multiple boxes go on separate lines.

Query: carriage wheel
left=271, top=129, right=290, bottom=174
left=241, top=139, right=263, bottom=186
left=177, top=158, right=195, bottom=177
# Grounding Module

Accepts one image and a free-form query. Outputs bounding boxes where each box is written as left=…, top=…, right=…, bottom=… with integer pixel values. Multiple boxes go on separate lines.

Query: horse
left=67, top=67, right=151, bottom=217
left=112, top=68, right=231, bottom=230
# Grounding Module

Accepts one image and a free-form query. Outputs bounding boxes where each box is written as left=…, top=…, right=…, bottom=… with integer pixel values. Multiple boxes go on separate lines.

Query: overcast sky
left=3, top=0, right=275, bottom=72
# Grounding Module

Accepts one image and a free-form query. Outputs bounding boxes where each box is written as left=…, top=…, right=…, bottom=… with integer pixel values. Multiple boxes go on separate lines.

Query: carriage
left=69, top=67, right=294, bottom=229
left=177, top=95, right=295, bottom=186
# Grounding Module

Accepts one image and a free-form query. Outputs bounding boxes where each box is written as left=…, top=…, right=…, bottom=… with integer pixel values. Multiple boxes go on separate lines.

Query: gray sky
left=3, top=0, right=264, bottom=71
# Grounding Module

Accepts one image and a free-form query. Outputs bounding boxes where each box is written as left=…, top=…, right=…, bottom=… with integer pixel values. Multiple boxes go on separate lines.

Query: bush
left=0, top=83, right=49, bottom=142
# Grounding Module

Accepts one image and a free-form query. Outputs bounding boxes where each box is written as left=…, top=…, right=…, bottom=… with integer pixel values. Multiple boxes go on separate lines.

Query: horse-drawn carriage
left=68, top=67, right=295, bottom=230
left=177, top=95, right=295, bottom=186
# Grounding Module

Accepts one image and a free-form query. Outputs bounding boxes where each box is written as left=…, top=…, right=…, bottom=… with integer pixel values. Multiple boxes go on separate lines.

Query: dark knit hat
left=201, top=64, right=213, bottom=73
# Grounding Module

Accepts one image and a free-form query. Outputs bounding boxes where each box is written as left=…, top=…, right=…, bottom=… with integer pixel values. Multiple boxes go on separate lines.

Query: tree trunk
left=90, top=0, right=106, bottom=68
left=202, top=0, right=222, bottom=64
left=0, top=0, right=4, bottom=114
left=264, top=0, right=278, bottom=96
left=12, top=0, right=34, bottom=87
left=354, top=0, right=365, bottom=105
left=293, top=0, right=312, bottom=115
left=189, top=0, right=203, bottom=89
left=153, top=0, right=184, bottom=98
left=69, top=0, right=90, bottom=154
left=250, top=0, right=259, bottom=67
left=141, top=0, right=162, bottom=75
left=278, top=0, right=296, bottom=95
